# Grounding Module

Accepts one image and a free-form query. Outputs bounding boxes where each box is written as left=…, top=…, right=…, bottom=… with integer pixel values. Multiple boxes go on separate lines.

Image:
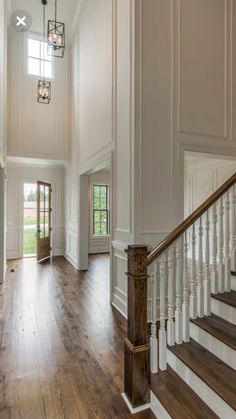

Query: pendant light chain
left=55, top=0, right=57, bottom=24
left=43, top=3, right=46, bottom=82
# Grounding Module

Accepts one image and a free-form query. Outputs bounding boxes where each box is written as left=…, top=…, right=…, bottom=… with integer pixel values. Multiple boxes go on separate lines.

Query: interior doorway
left=23, top=182, right=37, bottom=257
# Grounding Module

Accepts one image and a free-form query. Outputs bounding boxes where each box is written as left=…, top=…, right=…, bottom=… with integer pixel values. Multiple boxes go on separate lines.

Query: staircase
left=122, top=173, right=236, bottom=418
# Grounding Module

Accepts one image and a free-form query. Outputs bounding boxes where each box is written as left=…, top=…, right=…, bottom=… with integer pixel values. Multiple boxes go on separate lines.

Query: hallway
left=0, top=255, right=155, bottom=418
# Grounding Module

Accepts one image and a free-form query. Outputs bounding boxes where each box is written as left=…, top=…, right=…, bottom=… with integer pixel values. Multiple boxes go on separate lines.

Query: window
left=93, top=185, right=109, bottom=236
left=28, top=38, right=53, bottom=79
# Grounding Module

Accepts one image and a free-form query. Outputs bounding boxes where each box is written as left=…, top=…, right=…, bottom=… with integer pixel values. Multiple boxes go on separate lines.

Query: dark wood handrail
left=147, top=172, right=236, bottom=266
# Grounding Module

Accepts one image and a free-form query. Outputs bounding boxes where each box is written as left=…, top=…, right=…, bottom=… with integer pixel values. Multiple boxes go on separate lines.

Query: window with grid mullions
left=93, top=185, right=109, bottom=236
left=28, top=38, right=53, bottom=79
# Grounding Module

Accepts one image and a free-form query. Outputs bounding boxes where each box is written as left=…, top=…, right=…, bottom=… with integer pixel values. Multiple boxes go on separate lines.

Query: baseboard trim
left=121, top=393, right=150, bottom=414
left=64, top=254, right=78, bottom=270
left=111, top=302, right=127, bottom=319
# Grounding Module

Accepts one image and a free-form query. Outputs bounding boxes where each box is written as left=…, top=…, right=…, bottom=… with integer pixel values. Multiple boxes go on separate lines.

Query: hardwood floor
left=0, top=255, right=155, bottom=419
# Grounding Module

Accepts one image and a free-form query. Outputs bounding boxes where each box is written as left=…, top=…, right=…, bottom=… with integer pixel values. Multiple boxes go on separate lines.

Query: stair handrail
left=147, top=172, right=236, bottom=266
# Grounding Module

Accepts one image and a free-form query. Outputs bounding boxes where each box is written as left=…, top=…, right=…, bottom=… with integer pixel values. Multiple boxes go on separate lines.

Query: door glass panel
left=45, top=186, right=49, bottom=210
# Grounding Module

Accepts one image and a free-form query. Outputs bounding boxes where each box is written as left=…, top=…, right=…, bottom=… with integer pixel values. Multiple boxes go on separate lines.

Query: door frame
left=77, top=152, right=113, bottom=280
left=0, top=167, right=6, bottom=283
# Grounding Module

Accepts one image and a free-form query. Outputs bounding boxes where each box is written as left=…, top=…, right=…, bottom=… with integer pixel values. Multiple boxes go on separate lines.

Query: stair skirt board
left=190, top=322, right=236, bottom=370
left=211, top=297, right=236, bottom=325
left=150, top=391, right=171, bottom=419
left=167, top=349, right=236, bottom=419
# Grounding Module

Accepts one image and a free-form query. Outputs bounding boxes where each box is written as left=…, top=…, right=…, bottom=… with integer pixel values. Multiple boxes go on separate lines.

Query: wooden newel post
left=124, top=245, right=150, bottom=409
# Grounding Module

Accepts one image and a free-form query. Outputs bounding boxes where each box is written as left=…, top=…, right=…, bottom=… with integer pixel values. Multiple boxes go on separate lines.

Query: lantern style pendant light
left=37, top=80, right=51, bottom=104
left=38, top=0, right=51, bottom=104
left=47, top=0, right=65, bottom=58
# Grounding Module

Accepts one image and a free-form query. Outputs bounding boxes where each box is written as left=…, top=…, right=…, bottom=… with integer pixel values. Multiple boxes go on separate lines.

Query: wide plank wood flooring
left=0, top=255, right=155, bottom=419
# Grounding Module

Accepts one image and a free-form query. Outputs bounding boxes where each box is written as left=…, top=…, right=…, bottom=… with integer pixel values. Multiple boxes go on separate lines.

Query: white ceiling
left=9, top=0, right=80, bottom=40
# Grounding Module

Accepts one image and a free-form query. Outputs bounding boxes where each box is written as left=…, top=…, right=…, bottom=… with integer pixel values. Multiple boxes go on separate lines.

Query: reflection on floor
left=0, top=254, right=155, bottom=419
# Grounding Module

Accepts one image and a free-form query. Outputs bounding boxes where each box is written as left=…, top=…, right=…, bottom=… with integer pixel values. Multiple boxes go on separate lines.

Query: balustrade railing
left=124, top=173, right=236, bottom=410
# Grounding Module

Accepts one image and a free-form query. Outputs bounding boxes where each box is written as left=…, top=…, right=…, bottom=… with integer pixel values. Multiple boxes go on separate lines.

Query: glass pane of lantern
left=28, top=39, right=40, bottom=59
left=28, top=57, right=40, bottom=76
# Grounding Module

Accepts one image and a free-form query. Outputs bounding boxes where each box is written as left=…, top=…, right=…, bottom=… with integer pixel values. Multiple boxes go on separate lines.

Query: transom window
left=93, top=185, right=109, bottom=236
left=28, top=38, right=53, bottom=79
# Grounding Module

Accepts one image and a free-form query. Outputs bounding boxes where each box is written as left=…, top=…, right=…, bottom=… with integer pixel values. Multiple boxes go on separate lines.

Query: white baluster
left=231, top=185, right=236, bottom=272
left=150, top=261, right=158, bottom=373
left=167, top=247, right=175, bottom=346
left=175, top=238, right=183, bottom=344
left=190, top=224, right=197, bottom=319
left=211, top=203, right=218, bottom=294
left=159, top=255, right=167, bottom=370
left=204, top=211, right=211, bottom=315
left=182, top=231, right=190, bottom=342
left=218, top=198, right=225, bottom=293
left=197, top=217, right=204, bottom=318
left=225, top=192, right=231, bottom=292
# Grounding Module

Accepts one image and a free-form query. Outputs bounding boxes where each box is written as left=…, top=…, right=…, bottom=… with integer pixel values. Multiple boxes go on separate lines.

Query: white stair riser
left=150, top=391, right=171, bottom=419
left=190, top=322, right=236, bottom=370
left=167, top=349, right=236, bottom=419
left=230, top=275, right=236, bottom=291
left=211, top=297, right=236, bottom=325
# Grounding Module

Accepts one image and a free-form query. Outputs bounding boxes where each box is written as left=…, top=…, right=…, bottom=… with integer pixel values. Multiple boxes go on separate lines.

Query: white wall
left=65, top=0, right=135, bottom=315
left=138, top=0, right=236, bottom=249
left=8, top=31, right=69, bottom=161
left=78, top=0, right=113, bottom=165
left=88, top=170, right=110, bottom=254
left=64, top=34, right=79, bottom=269
left=185, top=155, right=236, bottom=217
left=6, top=163, right=65, bottom=259
left=0, top=0, right=7, bottom=167
left=0, top=0, right=8, bottom=282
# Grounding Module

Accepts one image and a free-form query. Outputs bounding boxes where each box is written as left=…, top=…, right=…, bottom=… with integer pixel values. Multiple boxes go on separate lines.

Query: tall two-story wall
left=138, top=0, right=236, bottom=248
left=65, top=0, right=134, bottom=314
left=65, top=0, right=236, bottom=317
left=0, top=0, right=8, bottom=281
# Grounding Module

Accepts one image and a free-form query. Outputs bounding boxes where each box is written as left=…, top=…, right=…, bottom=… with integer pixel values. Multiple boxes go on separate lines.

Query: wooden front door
left=37, top=181, right=52, bottom=262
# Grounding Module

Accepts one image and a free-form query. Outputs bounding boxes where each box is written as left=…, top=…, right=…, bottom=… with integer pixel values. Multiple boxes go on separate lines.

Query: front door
left=37, top=181, right=52, bottom=262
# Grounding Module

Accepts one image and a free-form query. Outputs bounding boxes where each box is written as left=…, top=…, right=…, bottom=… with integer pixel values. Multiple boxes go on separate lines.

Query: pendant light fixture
left=47, top=0, right=65, bottom=58
left=38, top=0, right=51, bottom=104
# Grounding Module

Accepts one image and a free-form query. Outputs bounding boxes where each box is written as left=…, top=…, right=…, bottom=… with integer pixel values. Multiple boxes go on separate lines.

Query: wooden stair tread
left=169, top=339, right=236, bottom=410
left=150, top=366, right=218, bottom=419
left=191, top=314, right=236, bottom=350
left=211, top=290, right=236, bottom=308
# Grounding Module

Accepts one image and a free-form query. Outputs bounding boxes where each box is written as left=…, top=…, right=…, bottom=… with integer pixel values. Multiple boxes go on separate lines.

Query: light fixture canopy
left=47, top=0, right=65, bottom=58
left=37, top=80, right=51, bottom=104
